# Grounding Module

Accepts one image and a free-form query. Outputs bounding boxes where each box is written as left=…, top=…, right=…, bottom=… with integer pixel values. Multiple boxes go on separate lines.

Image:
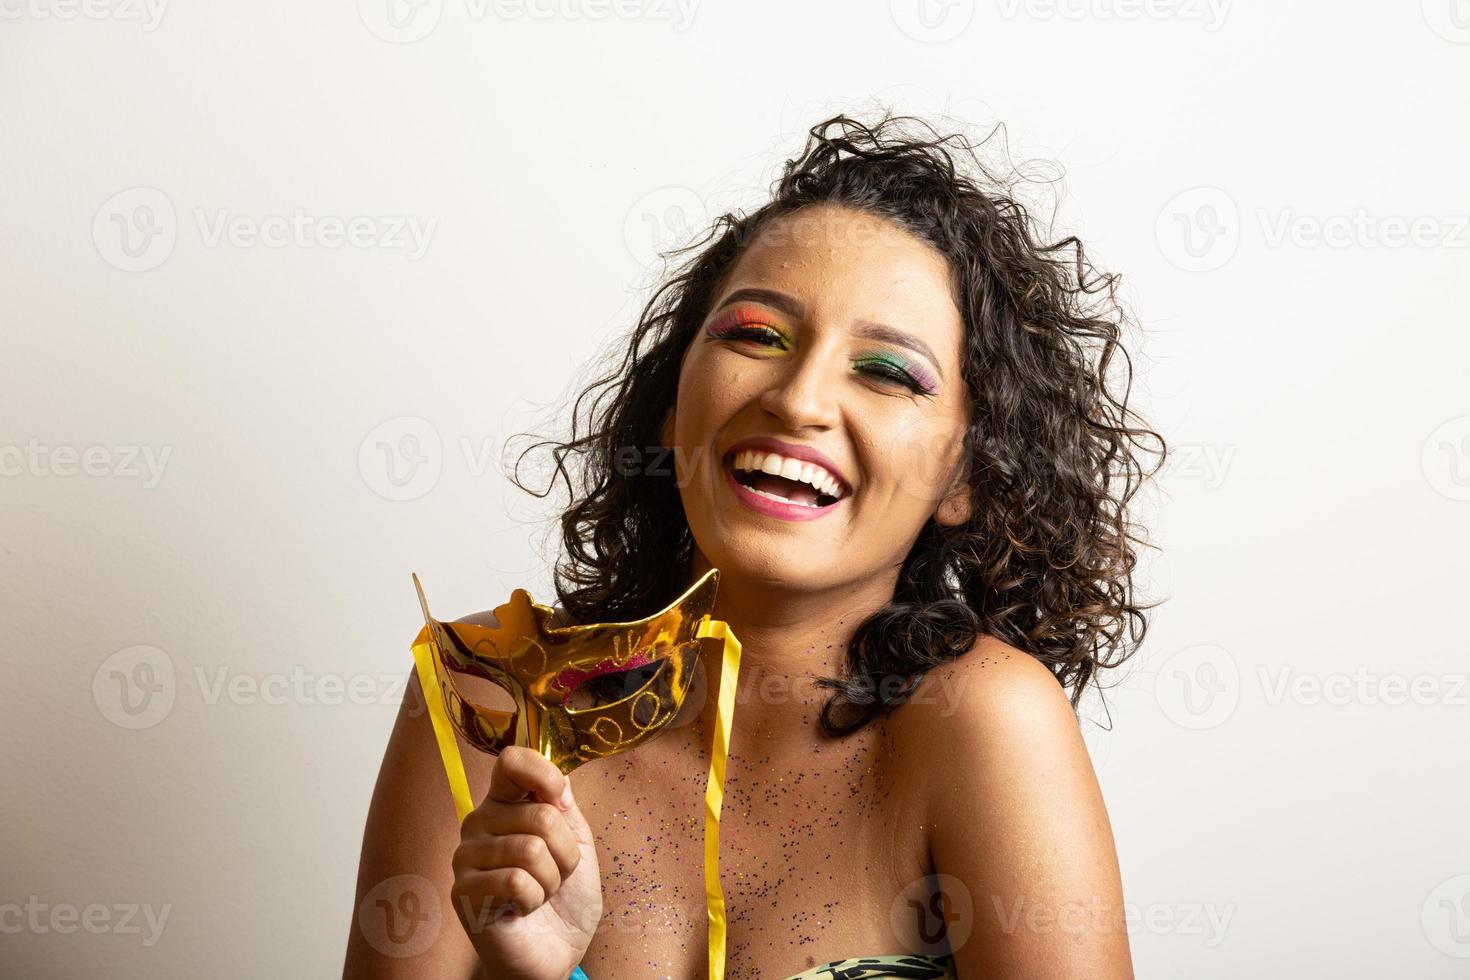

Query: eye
left=853, top=357, right=935, bottom=396
left=723, top=324, right=786, bottom=347
left=706, top=309, right=789, bottom=350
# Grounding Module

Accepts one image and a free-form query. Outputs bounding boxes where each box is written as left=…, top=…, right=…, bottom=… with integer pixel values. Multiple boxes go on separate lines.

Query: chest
left=576, top=720, right=933, bottom=978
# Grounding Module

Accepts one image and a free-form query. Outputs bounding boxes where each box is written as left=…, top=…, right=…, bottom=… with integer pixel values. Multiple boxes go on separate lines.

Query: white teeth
left=747, top=485, right=820, bottom=507
left=731, top=448, right=845, bottom=500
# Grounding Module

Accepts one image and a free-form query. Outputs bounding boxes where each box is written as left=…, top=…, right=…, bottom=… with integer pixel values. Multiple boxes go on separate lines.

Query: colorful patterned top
left=781, top=953, right=957, bottom=979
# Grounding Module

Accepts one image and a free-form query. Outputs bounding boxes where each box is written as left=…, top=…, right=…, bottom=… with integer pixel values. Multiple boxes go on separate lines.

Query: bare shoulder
left=897, top=634, right=1078, bottom=760
left=897, top=636, right=1134, bottom=977
left=896, top=633, right=1095, bottom=820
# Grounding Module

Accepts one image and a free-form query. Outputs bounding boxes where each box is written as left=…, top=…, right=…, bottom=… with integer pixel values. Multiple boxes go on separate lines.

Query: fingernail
left=558, top=781, right=574, bottom=811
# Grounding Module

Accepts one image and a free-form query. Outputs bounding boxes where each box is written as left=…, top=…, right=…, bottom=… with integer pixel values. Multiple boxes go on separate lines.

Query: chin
left=693, top=535, right=823, bottom=589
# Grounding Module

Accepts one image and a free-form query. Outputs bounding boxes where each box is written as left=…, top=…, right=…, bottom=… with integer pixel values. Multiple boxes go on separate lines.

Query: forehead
left=717, top=205, right=964, bottom=354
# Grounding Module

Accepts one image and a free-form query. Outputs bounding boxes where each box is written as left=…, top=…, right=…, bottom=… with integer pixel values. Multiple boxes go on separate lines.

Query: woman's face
left=661, top=203, right=973, bottom=592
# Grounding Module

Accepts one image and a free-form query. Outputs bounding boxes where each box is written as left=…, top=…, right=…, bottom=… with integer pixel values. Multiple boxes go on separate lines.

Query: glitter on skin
left=570, top=641, right=973, bottom=977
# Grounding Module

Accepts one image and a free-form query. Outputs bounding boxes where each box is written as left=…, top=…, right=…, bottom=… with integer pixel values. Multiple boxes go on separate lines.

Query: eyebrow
left=711, top=286, right=945, bottom=380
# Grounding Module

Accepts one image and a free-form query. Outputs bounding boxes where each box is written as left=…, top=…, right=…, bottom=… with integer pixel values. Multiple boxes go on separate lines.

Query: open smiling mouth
left=722, top=449, right=847, bottom=510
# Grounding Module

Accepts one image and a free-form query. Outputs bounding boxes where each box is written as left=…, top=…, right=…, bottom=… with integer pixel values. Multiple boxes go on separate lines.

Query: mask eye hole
left=447, top=670, right=518, bottom=714
left=614, top=661, right=662, bottom=694
left=562, top=658, right=664, bottom=709
left=561, top=640, right=673, bottom=708
left=565, top=679, right=601, bottom=710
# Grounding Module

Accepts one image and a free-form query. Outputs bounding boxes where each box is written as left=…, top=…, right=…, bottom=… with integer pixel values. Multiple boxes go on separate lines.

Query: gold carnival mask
left=406, top=566, right=744, bottom=978
left=409, top=567, right=721, bottom=775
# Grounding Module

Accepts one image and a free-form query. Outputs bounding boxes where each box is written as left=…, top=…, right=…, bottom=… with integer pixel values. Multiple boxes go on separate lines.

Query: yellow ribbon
left=694, top=617, right=742, bottom=980
left=411, top=640, right=475, bottom=824
left=411, top=618, right=743, bottom=978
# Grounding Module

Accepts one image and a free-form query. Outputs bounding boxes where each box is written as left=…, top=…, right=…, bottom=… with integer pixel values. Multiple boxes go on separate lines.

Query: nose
left=757, top=346, right=841, bottom=430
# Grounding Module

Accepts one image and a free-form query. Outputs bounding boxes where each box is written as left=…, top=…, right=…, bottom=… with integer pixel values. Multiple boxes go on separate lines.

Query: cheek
left=667, top=358, right=738, bottom=488
left=674, top=352, right=749, bottom=442
left=867, top=413, right=967, bottom=511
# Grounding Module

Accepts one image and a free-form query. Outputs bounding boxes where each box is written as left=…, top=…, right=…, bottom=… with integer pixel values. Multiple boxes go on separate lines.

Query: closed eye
left=854, top=358, right=936, bottom=396
left=720, top=324, right=786, bottom=348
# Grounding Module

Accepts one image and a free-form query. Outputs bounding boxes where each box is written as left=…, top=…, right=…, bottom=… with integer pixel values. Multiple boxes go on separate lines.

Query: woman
left=345, top=112, right=1162, bottom=979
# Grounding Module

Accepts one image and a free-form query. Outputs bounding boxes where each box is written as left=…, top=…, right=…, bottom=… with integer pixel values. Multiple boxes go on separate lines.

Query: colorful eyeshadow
left=706, top=306, right=940, bottom=395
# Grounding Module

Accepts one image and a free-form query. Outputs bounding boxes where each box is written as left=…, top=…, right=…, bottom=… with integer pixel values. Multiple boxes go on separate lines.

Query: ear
left=658, top=405, right=675, bottom=448
left=934, top=481, right=972, bottom=527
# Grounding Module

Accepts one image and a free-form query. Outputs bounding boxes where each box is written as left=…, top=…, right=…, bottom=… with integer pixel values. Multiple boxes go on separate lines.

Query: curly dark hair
left=510, top=110, right=1165, bottom=736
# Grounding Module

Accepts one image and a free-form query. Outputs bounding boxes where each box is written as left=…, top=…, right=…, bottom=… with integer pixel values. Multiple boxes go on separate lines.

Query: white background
left=3, top=1, right=1469, bottom=977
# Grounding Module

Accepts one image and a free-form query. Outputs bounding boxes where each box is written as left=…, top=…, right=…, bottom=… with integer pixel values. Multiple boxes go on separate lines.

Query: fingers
left=454, top=831, right=572, bottom=905
left=454, top=867, right=545, bottom=917
left=483, top=745, right=570, bottom=809
left=463, top=799, right=581, bottom=879
left=454, top=747, right=585, bottom=916
left=476, top=801, right=582, bottom=869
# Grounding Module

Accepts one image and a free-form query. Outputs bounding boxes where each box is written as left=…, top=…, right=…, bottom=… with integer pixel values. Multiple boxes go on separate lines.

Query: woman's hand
left=451, top=746, right=602, bottom=980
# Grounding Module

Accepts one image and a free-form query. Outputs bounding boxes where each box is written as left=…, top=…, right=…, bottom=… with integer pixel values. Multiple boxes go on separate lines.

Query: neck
left=679, top=548, right=900, bottom=755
